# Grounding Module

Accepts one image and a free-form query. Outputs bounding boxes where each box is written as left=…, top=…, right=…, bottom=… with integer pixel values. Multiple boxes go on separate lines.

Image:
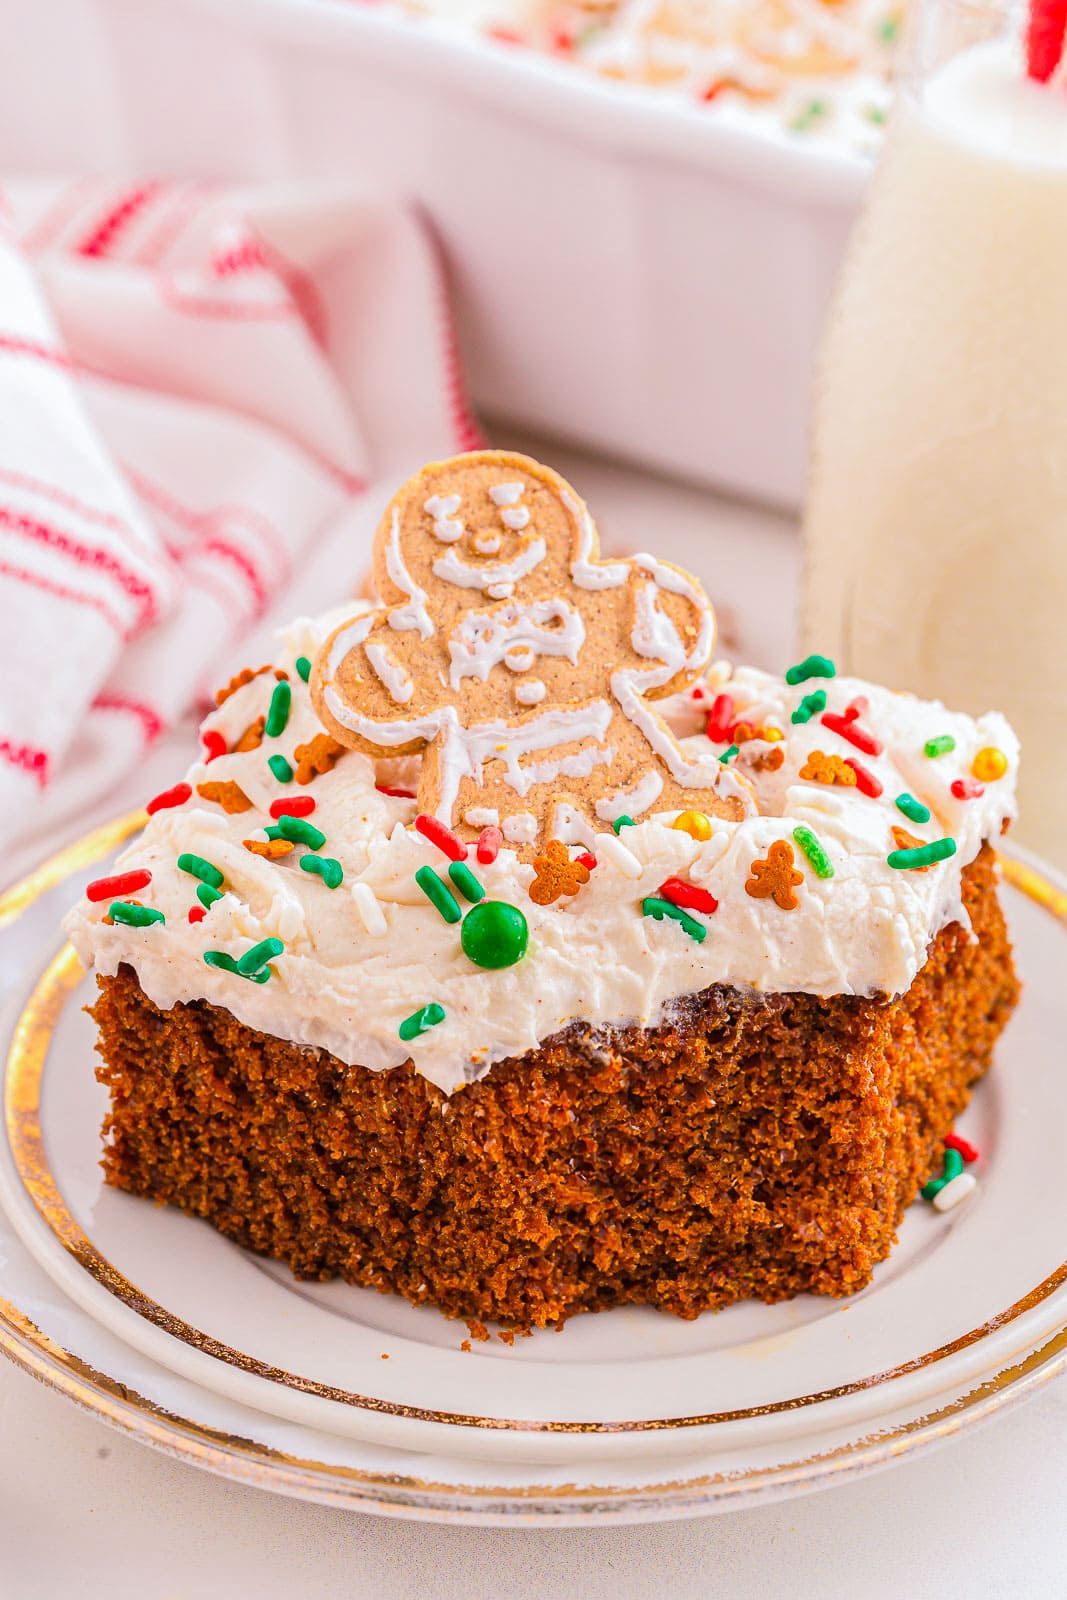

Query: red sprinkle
left=476, top=825, right=502, bottom=865
left=1027, top=0, right=1067, bottom=81
left=415, top=812, right=468, bottom=861
left=270, top=795, right=317, bottom=818
left=844, top=757, right=883, bottom=798
left=376, top=785, right=417, bottom=799
left=706, top=693, right=736, bottom=744
left=145, top=781, right=191, bottom=816
left=843, top=696, right=869, bottom=723
left=658, top=877, right=719, bottom=915
left=86, top=868, right=152, bottom=903
left=575, top=852, right=597, bottom=872
left=201, top=728, right=227, bottom=763
left=945, top=1132, right=980, bottom=1163
left=951, top=777, right=985, bottom=801
left=188, top=905, right=207, bottom=924
left=821, top=711, right=884, bottom=757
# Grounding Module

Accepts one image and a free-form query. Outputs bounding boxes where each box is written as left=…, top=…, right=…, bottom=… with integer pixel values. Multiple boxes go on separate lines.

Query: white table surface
left=1, top=436, right=1064, bottom=1599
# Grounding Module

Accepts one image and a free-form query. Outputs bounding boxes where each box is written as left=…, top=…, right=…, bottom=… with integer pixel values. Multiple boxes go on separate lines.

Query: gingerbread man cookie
left=311, top=452, right=753, bottom=856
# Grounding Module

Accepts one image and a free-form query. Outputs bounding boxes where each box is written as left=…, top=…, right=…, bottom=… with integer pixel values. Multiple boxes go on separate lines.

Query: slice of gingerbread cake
left=66, top=451, right=1019, bottom=1329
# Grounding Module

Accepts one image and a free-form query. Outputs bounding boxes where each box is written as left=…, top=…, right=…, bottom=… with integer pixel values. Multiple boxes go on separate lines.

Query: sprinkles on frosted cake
left=67, top=451, right=1020, bottom=1331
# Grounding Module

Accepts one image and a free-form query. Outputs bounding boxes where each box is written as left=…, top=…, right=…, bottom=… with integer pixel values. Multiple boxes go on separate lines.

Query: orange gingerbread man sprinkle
left=312, top=451, right=753, bottom=860
left=197, top=780, right=253, bottom=814
left=529, top=839, right=591, bottom=906
left=293, top=733, right=346, bottom=785
left=800, top=750, right=857, bottom=786
left=215, top=664, right=279, bottom=707
left=243, top=838, right=295, bottom=859
left=232, top=716, right=265, bottom=754
left=745, top=840, right=804, bottom=910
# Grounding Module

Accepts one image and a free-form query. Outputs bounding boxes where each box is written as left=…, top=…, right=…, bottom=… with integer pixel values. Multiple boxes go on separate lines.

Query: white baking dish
left=2, top=0, right=871, bottom=504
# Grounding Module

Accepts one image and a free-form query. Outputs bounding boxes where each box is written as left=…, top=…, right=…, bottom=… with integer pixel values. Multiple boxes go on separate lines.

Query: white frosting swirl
left=65, top=609, right=1018, bottom=1096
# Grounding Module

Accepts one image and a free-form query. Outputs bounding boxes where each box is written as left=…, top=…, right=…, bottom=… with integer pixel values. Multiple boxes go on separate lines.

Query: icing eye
left=423, top=492, right=464, bottom=543
left=500, top=506, right=530, bottom=531
left=473, top=533, right=502, bottom=555
left=489, top=482, right=524, bottom=506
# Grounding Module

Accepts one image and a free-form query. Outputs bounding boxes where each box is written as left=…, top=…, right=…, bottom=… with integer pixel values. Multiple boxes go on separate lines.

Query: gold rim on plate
left=0, top=818, right=1064, bottom=1513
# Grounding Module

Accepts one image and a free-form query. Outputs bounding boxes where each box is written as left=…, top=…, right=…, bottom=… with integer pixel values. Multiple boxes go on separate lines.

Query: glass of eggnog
left=803, top=0, right=1067, bottom=865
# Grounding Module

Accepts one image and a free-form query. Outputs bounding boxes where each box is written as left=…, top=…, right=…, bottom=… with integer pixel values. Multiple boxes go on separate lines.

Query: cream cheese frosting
left=65, top=607, right=1018, bottom=1096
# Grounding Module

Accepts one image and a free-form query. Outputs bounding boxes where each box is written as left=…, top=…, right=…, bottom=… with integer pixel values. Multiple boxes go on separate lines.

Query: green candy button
left=460, top=900, right=529, bottom=970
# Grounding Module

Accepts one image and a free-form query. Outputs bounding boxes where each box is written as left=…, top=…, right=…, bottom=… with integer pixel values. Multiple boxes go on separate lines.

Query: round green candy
left=460, top=900, right=529, bottom=970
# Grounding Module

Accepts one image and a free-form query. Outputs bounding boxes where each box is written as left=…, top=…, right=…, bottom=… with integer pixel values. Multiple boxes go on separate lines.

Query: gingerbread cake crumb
left=90, top=847, right=1016, bottom=1331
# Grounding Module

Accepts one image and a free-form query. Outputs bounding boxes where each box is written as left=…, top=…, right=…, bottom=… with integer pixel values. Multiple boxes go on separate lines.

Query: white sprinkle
left=595, top=833, right=643, bottom=879
left=514, top=679, right=546, bottom=705
left=933, top=1172, right=978, bottom=1213
left=500, top=505, right=530, bottom=530
left=489, top=482, right=524, bottom=506
left=351, top=881, right=388, bottom=938
left=487, top=583, right=513, bottom=600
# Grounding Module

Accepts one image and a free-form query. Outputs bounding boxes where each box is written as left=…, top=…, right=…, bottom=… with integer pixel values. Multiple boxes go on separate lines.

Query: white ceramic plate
left=0, top=817, right=1064, bottom=1522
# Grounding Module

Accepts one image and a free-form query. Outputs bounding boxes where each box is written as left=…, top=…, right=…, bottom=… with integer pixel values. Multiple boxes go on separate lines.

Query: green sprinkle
left=887, top=838, right=957, bottom=871
left=792, top=689, right=827, bottom=725
left=275, top=815, right=326, bottom=849
left=877, top=14, right=900, bottom=44
left=265, top=679, right=292, bottom=739
left=197, top=883, right=223, bottom=909
left=865, top=105, right=888, bottom=126
left=642, top=896, right=707, bottom=944
left=204, top=949, right=269, bottom=984
left=895, top=793, right=931, bottom=824
left=415, top=865, right=462, bottom=924
left=922, top=1146, right=964, bottom=1200
left=237, top=937, right=284, bottom=974
left=790, top=98, right=828, bottom=133
left=300, top=854, right=344, bottom=889
left=295, top=655, right=312, bottom=683
left=793, top=825, right=834, bottom=879
left=924, top=735, right=956, bottom=758
left=399, top=1002, right=446, bottom=1042
left=719, top=744, right=739, bottom=763
left=460, top=900, right=528, bottom=969
left=613, top=815, right=635, bottom=833
left=785, top=654, right=836, bottom=686
left=448, top=860, right=484, bottom=903
left=177, top=852, right=224, bottom=889
left=268, top=754, right=293, bottom=783
left=108, top=901, right=165, bottom=928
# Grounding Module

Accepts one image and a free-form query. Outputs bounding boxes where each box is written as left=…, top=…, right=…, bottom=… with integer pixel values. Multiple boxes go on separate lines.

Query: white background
left=1, top=439, right=1064, bottom=1598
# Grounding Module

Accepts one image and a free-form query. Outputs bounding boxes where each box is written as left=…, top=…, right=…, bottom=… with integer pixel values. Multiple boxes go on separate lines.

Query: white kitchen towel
left=0, top=177, right=482, bottom=854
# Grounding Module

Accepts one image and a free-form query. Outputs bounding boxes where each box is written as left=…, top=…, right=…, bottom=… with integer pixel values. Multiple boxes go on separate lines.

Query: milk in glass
left=803, top=3, right=1067, bottom=863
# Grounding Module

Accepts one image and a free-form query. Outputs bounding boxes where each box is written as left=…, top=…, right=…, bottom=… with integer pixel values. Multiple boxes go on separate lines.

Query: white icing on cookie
left=595, top=769, right=665, bottom=822
left=385, top=509, right=434, bottom=639
left=500, top=506, right=530, bottom=530
left=432, top=540, right=547, bottom=590
left=365, top=641, right=414, bottom=705
left=489, top=483, right=525, bottom=506
left=447, top=599, right=585, bottom=688
left=514, top=679, right=547, bottom=706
